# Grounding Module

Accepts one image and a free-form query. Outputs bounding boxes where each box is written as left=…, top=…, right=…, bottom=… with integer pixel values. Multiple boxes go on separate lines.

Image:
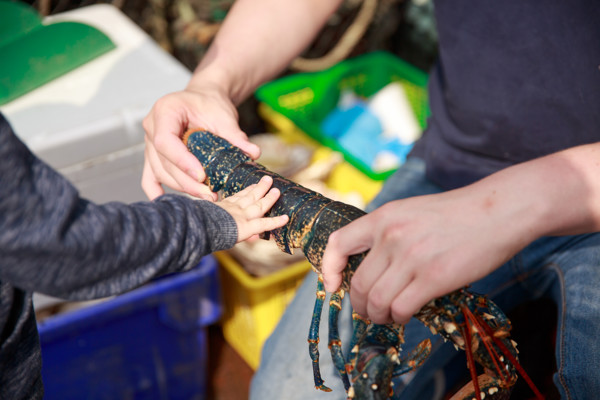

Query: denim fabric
left=0, top=113, right=238, bottom=399
left=250, top=158, right=443, bottom=400
left=397, top=231, right=600, bottom=400
left=250, top=158, right=600, bottom=400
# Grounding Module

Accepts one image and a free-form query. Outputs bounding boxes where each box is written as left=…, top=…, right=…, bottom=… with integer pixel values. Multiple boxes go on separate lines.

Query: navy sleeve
left=0, top=113, right=237, bottom=300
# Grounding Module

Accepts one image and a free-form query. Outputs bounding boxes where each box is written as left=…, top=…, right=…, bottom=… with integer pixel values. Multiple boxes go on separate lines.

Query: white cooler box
left=0, top=4, right=192, bottom=309
left=0, top=4, right=191, bottom=204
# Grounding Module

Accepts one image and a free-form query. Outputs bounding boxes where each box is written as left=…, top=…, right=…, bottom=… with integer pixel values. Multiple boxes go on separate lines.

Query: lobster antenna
left=465, top=306, right=545, bottom=400
left=460, top=310, right=483, bottom=400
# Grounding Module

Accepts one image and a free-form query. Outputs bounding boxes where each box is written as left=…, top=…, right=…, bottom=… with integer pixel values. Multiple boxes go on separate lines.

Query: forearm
left=323, top=142, right=600, bottom=323
left=187, top=0, right=343, bottom=104
left=2, top=192, right=235, bottom=300
left=463, top=142, right=600, bottom=242
left=0, top=118, right=237, bottom=300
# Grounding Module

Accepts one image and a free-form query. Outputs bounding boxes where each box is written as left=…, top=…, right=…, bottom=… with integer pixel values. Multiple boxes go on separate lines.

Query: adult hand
left=215, top=175, right=288, bottom=242
left=141, top=0, right=344, bottom=202
left=321, top=185, right=535, bottom=325
left=141, top=83, right=260, bottom=200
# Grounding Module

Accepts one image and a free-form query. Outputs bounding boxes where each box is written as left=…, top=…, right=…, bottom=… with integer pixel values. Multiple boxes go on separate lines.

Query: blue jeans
left=250, top=158, right=600, bottom=399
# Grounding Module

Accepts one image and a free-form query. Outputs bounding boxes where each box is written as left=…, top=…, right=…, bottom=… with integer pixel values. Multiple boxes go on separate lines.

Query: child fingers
left=250, top=214, right=289, bottom=234
left=226, top=176, right=274, bottom=206
left=244, top=188, right=282, bottom=218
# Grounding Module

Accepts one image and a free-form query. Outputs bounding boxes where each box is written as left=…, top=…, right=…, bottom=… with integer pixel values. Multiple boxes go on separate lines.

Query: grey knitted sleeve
left=0, top=113, right=238, bottom=300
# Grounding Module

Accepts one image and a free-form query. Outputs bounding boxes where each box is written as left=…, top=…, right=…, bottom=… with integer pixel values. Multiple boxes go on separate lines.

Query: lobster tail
left=183, top=128, right=366, bottom=263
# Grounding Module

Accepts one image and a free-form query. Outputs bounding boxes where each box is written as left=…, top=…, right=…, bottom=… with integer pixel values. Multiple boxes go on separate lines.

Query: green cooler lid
left=0, top=0, right=115, bottom=105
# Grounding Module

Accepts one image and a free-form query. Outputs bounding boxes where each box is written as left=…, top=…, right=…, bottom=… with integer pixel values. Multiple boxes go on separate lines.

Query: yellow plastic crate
left=215, top=251, right=311, bottom=370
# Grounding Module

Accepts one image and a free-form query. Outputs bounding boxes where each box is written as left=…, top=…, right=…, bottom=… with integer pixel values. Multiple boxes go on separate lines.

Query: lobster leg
left=391, top=338, right=432, bottom=378
left=309, top=275, right=332, bottom=392
left=347, top=311, right=370, bottom=376
left=347, top=324, right=429, bottom=400
left=329, top=289, right=351, bottom=391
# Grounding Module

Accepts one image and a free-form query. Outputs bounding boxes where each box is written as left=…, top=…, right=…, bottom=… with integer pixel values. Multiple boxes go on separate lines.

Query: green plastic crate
left=255, top=51, right=430, bottom=181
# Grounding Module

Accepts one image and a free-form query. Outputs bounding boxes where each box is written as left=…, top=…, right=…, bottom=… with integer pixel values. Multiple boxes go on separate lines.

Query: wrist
left=187, top=57, right=251, bottom=106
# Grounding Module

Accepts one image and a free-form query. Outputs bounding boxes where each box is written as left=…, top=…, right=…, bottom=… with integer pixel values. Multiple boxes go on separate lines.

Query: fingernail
left=187, top=169, right=202, bottom=182
left=206, top=192, right=218, bottom=201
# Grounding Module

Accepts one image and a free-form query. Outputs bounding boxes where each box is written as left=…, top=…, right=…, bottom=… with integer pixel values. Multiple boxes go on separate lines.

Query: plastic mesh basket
left=256, top=51, right=429, bottom=180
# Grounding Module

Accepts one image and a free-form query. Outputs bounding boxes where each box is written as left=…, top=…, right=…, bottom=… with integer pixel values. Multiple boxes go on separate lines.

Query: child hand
left=215, top=175, right=288, bottom=242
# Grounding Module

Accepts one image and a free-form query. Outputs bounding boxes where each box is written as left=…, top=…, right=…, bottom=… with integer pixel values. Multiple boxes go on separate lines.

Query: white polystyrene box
left=0, top=4, right=192, bottom=204
left=0, top=5, right=192, bottom=310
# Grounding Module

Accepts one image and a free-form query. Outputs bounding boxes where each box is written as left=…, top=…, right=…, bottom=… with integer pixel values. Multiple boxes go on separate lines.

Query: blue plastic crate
left=37, top=255, right=221, bottom=400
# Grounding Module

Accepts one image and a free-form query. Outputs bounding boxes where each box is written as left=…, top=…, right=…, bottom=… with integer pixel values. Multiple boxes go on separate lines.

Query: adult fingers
left=389, top=280, right=438, bottom=325
left=229, top=132, right=261, bottom=160
left=363, top=258, right=414, bottom=324
left=150, top=111, right=214, bottom=197
left=346, top=247, right=394, bottom=321
left=321, top=215, right=375, bottom=293
left=142, top=146, right=179, bottom=199
left=320, top=242, right=348, bottom=293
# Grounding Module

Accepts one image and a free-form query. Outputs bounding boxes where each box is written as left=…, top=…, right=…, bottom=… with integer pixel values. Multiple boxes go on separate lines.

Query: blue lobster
left=183, top=129, right=544, bottom=400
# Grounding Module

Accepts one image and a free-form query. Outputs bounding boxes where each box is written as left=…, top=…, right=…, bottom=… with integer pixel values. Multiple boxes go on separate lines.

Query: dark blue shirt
left=412, top=0, right=600, bottom=189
